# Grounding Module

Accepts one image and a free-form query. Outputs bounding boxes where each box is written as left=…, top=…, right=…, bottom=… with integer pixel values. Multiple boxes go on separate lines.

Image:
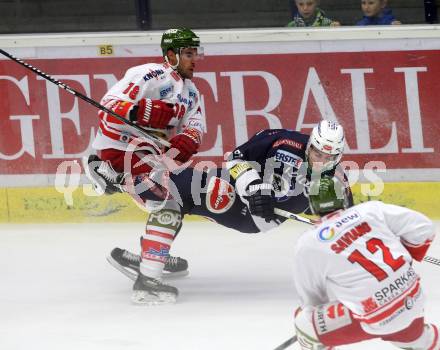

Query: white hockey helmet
left=306, top=120, right=345, bottom=168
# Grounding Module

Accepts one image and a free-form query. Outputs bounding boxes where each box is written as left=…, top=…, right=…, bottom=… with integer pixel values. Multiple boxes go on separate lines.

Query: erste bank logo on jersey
left=317, top=211, right=362, bottom=242
left=274, top=150, right=303, bottom=168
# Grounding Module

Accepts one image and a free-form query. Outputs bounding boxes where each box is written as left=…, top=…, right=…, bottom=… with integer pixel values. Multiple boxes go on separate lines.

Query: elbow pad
left=402, top=238, right=433, bottom=262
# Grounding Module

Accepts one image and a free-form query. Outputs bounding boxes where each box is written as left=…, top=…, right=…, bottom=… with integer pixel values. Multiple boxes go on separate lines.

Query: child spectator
left=357, top=0, right=402, bottom=25
left=287, top=0, right=340, bottom=27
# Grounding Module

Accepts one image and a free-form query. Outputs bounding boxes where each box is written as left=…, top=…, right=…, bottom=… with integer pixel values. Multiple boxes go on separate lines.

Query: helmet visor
left=308, top=145, right=339, bottom=168
left=179, top=47, right=204, bottom=61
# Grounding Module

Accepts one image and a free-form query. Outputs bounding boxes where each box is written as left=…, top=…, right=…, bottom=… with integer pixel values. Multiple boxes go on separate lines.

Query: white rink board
left=1, top=221, right=439, bottom=350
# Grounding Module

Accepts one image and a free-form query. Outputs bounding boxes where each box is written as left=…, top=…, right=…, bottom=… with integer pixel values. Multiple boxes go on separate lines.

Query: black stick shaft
left=274, top=208, right=313, bottom=225
left=423, top=255, right=440, bottom=266
left=273, top=335, right=297, bottom=350
left=0, top=48, right=170, bottom=148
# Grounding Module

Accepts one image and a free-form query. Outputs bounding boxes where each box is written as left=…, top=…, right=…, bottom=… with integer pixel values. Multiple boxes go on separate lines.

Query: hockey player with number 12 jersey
left=292, top=177, right=438, bottom=349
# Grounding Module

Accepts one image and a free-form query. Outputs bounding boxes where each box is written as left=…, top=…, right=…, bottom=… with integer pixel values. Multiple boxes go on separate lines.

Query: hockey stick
left=274, top=208, right=438, bottom=267
left=274, top=208, right=313, bottom=225
left=423, top=255, right=440, bottom=266
left=0, top=48, right=171, bottom=148
left=273, top=335, right=297, bottom=350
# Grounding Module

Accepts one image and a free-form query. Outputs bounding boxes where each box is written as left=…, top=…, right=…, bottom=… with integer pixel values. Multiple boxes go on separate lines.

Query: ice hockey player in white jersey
left=92, top=27, right=204, bottom=168
left=293, top=176, right=439, bottom=349
left=85, top=28, right=205, bottom=305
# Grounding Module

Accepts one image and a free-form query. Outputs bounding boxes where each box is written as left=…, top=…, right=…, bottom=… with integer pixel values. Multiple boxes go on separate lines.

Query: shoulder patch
left=273, top=139, right=304, bottom=150
left=143, top=68, right=165, bottom=81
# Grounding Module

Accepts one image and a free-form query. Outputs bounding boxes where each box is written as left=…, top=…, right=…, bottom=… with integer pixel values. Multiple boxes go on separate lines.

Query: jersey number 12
left=347, top=238, right=405, bottom=282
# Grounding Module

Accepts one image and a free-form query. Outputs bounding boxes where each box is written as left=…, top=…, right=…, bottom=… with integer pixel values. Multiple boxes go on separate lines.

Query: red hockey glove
left=130, top=99, right=175, bottom=129
left=169, top=129, right=200, bottom=163
left=402, top=238, right=433, bottom=262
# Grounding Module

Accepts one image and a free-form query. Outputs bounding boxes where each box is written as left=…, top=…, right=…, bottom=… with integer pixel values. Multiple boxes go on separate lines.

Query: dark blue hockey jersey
left=169, top=129, right=351, bottom=233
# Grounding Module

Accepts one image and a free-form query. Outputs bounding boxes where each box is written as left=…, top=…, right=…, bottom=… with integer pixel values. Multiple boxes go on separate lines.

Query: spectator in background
left=287, top=0, right=340, bottom=27
left=357, top=0, right=402, bottom=25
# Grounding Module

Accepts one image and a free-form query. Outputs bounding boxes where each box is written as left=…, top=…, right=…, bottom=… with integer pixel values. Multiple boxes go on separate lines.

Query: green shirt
left=287, top=9, right=334, bottom=27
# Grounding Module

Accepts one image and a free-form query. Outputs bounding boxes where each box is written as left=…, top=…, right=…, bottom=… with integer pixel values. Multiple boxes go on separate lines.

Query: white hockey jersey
left=293, top=201, right=435, bottom=335
left=92, top=62, right=204, bottom=151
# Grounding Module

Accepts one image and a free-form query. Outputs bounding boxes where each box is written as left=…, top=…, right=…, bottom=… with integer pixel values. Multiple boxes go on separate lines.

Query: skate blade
left=106, top=254, right=138, bottom=281
left=107, top=254, right=189, bottom=281
left=82, top=156, right=105, bottom=195
left=131, top=291, right=177, bottom=305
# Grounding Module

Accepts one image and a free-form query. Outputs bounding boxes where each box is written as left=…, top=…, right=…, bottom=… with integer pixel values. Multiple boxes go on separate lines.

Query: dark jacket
left=356, top=8, right=397, bottom=25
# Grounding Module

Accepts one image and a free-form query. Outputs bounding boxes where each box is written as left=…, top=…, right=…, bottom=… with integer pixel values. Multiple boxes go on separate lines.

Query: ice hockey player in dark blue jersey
left=224, top=121, right=352, bottom=231
left=84, top=120, right=352, bottom=304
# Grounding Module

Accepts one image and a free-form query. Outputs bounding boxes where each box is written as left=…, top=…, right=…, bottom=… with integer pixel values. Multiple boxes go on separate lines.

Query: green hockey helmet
left=160, top=28, right=201, bottom=57
left=309, top=176, right=346, bottom=216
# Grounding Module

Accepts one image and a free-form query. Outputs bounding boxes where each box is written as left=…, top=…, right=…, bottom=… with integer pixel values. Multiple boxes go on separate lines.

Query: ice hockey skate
left=82, top=154, right=127, bottom=195
left=107, top=247, right=189, bottom=281
left=132, top=273, right=178, bottom=305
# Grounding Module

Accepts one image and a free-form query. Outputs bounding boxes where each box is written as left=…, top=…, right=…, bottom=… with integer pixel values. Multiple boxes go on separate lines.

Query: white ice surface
left=1, top=220, right=439, bottom=350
